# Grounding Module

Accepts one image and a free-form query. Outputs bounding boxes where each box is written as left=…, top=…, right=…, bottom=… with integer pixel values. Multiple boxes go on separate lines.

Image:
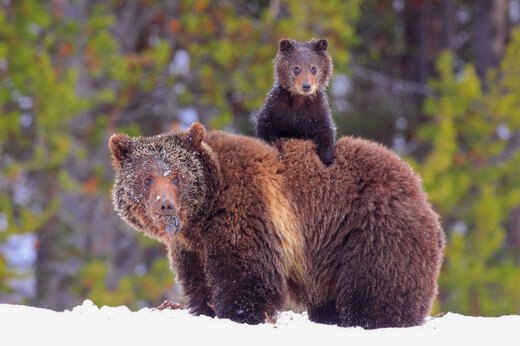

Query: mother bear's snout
left=149, top=175, right=179, bottom=217
left=153, top=195, right=176, bottom=216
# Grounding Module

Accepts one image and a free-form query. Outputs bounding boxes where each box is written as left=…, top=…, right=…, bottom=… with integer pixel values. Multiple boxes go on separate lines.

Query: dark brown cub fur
left=256, top=38, right=336, bottom=166
left=109, top=123, right=445, bottom=329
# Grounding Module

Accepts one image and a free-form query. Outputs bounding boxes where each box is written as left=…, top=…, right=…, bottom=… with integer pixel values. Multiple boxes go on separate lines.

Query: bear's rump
left=276, top=136, right=443, bottom=324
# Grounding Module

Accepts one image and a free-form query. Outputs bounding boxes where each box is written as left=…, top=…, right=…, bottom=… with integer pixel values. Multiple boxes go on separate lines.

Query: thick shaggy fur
left=109, top=123, right=445, bottom=329
left=256, top=39, right=336, bottom=166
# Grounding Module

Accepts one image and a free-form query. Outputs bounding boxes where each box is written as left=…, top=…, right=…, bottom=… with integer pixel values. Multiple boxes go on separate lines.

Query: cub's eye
left=311, top=66, right=317, bottom=75
left=172, top=178, right=179, bottom=186
left=144, top=177, right=153, bottom=186
left=293, top=66, right=301, bottom=75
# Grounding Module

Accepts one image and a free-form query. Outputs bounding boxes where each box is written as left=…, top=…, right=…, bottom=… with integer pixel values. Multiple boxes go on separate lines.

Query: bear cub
left=256, top=38, right=336, bottom=166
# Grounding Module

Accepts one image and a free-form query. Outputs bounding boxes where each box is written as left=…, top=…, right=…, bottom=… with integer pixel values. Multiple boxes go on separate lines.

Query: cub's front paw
left=319, top=154, right=334, bottom=166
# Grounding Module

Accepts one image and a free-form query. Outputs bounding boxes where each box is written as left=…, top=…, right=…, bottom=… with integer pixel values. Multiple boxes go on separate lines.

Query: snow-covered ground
left=1, top=300, right=518, bottom=345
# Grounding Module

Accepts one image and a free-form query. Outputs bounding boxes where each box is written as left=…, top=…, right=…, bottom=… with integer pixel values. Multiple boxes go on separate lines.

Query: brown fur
left=262, top=169, right=307, bottom=303
left=109, top=123, right=445, bottom=329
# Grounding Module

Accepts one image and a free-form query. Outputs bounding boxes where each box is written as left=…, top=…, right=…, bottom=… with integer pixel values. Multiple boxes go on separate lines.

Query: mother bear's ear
left=109, top=133, right=132, bottom=167
left=188, top=122, right=206, bottom=149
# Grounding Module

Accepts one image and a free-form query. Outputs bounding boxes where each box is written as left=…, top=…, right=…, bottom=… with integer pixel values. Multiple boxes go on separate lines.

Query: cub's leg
left=314, top=127, right=335, bottom=166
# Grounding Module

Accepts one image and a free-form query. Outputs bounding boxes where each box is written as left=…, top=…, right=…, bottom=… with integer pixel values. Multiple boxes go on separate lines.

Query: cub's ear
left=279, top=39, right=294, bottom=54
left=188, top=122, right=206, bottom=149
left=314, top=39, right=328, bottom=52
left=109, top=134, right=132, bottom=165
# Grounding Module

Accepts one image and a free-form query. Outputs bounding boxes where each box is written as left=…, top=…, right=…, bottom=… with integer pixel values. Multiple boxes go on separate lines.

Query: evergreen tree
left=415, top=32, right=520, bottom=314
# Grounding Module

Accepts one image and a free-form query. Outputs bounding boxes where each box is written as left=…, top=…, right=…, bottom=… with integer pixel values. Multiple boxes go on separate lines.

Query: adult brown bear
left=109, top=123, right=445, bottom=329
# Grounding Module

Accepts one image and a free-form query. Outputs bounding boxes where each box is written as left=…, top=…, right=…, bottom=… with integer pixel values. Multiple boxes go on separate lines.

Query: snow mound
left=1, top=300, right=518, bottom=345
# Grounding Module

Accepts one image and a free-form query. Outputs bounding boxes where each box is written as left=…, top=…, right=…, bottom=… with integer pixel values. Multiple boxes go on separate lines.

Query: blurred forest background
left=1, top=0, right=520, bottom=316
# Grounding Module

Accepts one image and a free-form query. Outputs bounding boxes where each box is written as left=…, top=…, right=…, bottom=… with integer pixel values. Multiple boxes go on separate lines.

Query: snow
left=1, top=300, right=518, bottom=345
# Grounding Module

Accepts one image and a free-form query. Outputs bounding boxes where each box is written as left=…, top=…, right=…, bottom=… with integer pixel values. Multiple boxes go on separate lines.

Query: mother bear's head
left=108, top=123, right=215, bottom=243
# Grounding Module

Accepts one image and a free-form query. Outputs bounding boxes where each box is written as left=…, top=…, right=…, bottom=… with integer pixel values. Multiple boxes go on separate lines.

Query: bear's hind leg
left=335, top=288, right=425, bottom=329
left=308, top=300, right=340, bottom=325
left=333, top=238, right=432, bottom=329
left=335, top=289, right=385, bottom=329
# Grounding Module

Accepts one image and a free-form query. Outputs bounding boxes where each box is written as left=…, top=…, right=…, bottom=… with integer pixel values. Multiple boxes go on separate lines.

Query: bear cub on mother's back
left=256, top=38, right=336, bottom=165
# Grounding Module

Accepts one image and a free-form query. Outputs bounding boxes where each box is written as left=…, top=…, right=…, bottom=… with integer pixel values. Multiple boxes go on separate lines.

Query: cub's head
left=274, top=38, right=333, bottom=96
left=109, top=123, right=210, bottom=243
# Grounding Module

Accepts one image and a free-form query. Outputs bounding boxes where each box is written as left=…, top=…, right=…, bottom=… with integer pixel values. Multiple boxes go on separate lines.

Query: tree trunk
left=473, top=0, right=510, bottom=83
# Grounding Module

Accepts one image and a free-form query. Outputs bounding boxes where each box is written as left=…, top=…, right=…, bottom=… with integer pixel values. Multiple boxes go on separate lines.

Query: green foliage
left=0, top=2, right=173, bottom=308
left=415, top=42, right=520, bottom=315
left=76, top=257, right=174, bottom=308
left=0, top=3, right=87, bottom=296
left=173, top=0, right=359, bottom=132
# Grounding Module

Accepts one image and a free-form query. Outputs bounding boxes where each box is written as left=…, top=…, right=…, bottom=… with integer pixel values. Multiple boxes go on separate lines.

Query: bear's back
left=279, top=136, right=432, bottom=229
left=277, top=136, right=444, bottom=316
left=202, top=132, right=439, bottom=244
left=203, top=131, right=283, bottom=182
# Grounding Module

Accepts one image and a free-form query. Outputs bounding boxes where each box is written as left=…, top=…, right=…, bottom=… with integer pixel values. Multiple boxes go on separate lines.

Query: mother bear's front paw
left=190, top=303, right=216, bottom=318
left=218, top=305, right=268, bottom=325
left=213, top=277, right=279, bottom=325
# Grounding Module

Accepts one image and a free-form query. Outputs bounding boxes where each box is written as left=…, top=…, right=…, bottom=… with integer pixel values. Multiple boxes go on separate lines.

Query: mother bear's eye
left=144, top=177, right=153, bottom=186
